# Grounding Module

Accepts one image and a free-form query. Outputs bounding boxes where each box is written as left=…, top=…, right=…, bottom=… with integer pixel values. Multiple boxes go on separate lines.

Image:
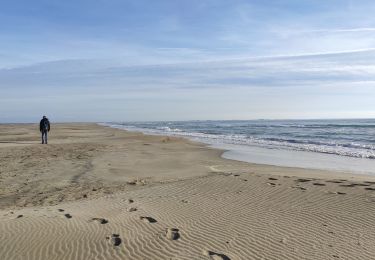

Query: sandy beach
left=1, top=123, right=375, bottom=260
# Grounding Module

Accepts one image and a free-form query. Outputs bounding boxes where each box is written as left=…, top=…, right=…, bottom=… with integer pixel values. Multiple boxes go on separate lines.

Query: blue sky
left=1, top=0, right=375, bottom=122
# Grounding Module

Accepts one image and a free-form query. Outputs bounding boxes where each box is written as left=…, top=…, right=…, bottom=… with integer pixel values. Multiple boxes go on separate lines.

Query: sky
left=1, top=0, right=375, bottom=122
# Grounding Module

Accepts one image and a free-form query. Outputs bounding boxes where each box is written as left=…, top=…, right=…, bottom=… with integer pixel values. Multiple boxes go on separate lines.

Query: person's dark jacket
left=40, top=118, right=50, bottom=132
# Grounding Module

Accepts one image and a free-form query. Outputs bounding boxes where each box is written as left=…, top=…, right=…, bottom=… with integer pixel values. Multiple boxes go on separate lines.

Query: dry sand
left=1, top=123, right=375, bottom=259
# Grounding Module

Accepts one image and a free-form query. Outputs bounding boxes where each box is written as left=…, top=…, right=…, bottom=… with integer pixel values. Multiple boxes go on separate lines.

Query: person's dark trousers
left=41, top=130, right=48, bottom=144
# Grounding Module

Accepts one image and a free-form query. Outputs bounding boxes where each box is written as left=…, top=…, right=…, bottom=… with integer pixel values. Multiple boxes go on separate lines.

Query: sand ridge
left=2, top=172, right=375, bottom=259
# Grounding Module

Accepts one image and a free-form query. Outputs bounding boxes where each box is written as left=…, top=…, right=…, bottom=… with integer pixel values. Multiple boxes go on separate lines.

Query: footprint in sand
left=339, top=184, right=356, bottom=188
left=166, top=228, right=180, bottom=240
left=92, top=218, right=108, bottom=224
left=295, top=178, right=312, bottom=183
left=326, top=180, right=343, bottom=184
left=292, top=186, right=307, bottom=191
left=328, top=191, right=346, bottom=195
left=335, top=192, right=346, bottom=195
left=355, top=183, right=370, bottom=187
left=269, top=177, right=278, bottom=181
left=107, top=234, right=122, bottom=246
left=365, top=187, right=375, bottom=191
left=127, top=207, right=137, bottom=212
left=313, top=183, right=326, bottom=186
left=140, top=216, right=157, bottom=223
left=16, top=215, right=23, bottom=218
left=128, top=199, right=134, bottom=203
left=202, top=250, right=231, bottom=260
left=58, top=209, right=65, bottom=212
left=64, top=214, right=72, bottom=219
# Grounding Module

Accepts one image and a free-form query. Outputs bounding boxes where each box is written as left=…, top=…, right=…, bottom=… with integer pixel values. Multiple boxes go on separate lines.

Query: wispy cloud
left=1, top=48, right=375, bottom=121
left=310, top=28, right=375, bottom=33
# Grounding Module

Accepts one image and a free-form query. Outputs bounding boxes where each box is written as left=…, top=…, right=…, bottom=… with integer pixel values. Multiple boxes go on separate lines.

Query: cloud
left=1, top=49, right=375, bottom=94
left=305, top=28, right=375, bottom=33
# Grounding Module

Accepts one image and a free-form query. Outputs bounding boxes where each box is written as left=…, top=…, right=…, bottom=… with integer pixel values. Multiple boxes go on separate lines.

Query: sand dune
left=1, top=124, right=375, bottom=259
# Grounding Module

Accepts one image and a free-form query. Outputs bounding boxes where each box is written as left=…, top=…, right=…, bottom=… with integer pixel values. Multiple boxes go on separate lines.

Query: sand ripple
left=2, top=173, right=375, bottom=259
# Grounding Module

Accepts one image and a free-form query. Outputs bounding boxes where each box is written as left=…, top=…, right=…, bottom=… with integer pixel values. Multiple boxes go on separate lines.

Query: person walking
left=40, top=116, right=50, bottom=144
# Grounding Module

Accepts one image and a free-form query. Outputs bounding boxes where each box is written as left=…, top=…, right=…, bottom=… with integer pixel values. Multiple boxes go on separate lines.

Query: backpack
left=43, top=120, right=49, bottom=131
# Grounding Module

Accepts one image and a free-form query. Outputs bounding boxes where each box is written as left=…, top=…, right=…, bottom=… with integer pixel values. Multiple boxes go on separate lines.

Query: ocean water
left=104, top=119, right=375, bottom=174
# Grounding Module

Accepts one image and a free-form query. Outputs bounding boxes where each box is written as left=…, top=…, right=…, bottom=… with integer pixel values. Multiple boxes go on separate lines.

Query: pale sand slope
left=1, top=124, right=375, bottom=259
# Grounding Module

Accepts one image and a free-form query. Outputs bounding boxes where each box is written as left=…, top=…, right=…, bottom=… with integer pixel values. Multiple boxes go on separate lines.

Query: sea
left=103, top=119, right=375, bottom=175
